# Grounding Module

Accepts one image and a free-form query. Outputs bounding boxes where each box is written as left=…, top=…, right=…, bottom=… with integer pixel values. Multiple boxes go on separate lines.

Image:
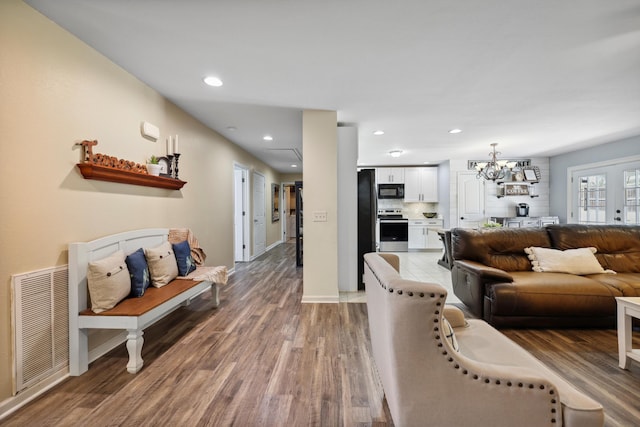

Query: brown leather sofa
left=451, top=224, right=640, bottom=328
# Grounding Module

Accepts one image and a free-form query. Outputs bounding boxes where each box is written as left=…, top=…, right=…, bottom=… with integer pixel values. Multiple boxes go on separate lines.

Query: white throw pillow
left=145, top=241, right=179, bottom=287
left=87, top=250, right=131, bottom=313
left=524, top=246, right=615, bottom=275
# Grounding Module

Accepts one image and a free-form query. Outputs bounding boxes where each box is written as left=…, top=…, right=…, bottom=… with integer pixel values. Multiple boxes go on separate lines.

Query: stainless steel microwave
left=378, top=183, right=404, bottom=199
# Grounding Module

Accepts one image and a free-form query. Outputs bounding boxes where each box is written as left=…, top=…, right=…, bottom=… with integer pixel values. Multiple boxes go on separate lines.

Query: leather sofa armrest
left=451, top=260, right=513, bottom=319
left=454, top=260, right=513, bottom=282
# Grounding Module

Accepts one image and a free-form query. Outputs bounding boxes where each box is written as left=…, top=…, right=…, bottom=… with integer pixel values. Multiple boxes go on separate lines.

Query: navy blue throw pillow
left=173, top=240, right=196, bottom=276
left=125, top=248, right=150, bottom=297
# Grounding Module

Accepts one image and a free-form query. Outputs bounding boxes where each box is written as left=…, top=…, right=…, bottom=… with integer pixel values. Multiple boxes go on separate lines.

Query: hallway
left=4, top=243, right=394, bottom=426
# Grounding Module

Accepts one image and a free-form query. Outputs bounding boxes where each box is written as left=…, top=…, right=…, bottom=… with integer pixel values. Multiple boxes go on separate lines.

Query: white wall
left=0, top=0, right=284, bottom=402
left=447, top=158, right=551, bottom=227
left=550, top=136, right=640, bottom=223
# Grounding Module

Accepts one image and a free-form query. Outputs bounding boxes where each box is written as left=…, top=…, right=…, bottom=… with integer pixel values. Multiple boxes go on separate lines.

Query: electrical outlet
left=313, top=211, right=328, bottom=222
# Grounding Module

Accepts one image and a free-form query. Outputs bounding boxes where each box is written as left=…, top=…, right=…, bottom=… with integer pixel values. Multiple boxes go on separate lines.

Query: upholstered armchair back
left=363, top=253, right=563, bottom=426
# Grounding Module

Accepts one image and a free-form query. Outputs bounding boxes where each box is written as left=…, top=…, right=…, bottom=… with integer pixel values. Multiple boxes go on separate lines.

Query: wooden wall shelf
left=77, top=163, right=186, bottom=190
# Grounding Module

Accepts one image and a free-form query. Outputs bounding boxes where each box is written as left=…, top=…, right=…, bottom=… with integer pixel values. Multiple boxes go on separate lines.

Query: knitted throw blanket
left=179, top=265, right=228, bottom=285
left=168, top=228, right=207, bottom=266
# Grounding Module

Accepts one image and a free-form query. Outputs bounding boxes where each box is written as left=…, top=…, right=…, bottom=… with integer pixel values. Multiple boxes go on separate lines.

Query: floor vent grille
left=12, top=265, right=69, bottom=394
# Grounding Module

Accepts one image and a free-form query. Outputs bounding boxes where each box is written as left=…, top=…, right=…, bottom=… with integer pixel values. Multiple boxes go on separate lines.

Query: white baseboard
left=0, top=332, right=127, bottom=421
left=250, top=240, right=283, bottom=261
left=266, top=240, right=282, bottom=252
left=301, top=295, right=340, bottom=303
left=0, top=370, right=68, bottom=421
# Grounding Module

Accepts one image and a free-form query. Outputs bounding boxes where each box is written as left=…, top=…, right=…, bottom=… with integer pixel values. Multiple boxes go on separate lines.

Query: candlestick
left=166, top=136, right=173, bottom=156
left=167, top=154, right=174, bottom=178
left=174, top=135, right=179, bottom=153
left=173, top=153, right=180, bottom=180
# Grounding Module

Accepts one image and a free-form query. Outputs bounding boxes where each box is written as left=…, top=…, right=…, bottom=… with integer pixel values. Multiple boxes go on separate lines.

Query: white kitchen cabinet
left=404, top=167, right=438, bottom=202
left=408, top=219, right=443, bottom=250
left=408, top=222, right=427, bottom=249
left=376, top=167, right=405, bottom=184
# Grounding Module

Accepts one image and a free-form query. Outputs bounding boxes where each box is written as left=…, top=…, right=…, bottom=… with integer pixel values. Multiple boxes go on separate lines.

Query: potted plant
left=146, top=155, right=161, bottom=176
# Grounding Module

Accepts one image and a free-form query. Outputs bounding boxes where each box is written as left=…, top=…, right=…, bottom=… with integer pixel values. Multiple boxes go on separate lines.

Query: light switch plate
left=312, top=211, right=328, bottom=222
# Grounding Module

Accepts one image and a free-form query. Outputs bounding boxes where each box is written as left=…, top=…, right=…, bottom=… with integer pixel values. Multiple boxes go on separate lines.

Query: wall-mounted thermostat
left=140, top=121, right=159, bottom=141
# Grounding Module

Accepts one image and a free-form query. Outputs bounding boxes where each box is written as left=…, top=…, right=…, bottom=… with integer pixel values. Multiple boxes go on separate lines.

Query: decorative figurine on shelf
left=76, top=140, right=148, bottom=174
left=79, top=140, right=98, bottom=162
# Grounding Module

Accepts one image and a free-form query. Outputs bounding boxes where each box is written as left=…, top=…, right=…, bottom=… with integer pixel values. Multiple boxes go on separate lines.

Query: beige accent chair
left=364, top=252, right=604, bottom=427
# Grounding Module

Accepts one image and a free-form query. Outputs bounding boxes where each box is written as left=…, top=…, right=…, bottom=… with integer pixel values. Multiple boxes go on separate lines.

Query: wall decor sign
left=467, top=159, right=531, bottom=171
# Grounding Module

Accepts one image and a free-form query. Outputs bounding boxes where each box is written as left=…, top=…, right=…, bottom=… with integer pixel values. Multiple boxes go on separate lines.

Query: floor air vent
left=11, top=266, right=69, bottom=394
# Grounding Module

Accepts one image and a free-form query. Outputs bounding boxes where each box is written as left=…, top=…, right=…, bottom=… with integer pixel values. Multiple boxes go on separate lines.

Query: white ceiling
left=26, top=0, right=640, bottom=173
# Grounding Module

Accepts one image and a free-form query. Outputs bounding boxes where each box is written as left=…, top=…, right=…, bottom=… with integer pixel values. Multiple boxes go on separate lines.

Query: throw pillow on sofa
left=172, top=240, right=197, bottom=277
left=125, top=248, right=150, bottom=297
left=524, top=246, right=615, bottom=275
left=145, top=241, right=179, bottom=287
left=87, top=250, right=131, bottom=313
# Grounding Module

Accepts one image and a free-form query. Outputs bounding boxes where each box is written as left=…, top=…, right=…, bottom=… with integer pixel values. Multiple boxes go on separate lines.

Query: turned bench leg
left=126, top=329, right=144, bottom=374
left=211, top=283, right=219, bottom=308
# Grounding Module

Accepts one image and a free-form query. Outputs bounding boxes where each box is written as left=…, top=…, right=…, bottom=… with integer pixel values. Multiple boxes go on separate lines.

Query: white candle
left=166, top=136, right=172, bottom=155
left=174, top=135, right=179, bottom=153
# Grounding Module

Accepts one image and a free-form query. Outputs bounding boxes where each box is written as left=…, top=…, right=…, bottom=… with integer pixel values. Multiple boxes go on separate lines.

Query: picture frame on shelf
left=157, top=156, right=171, bottom=177
left=523, top=167, right=539, bottom=182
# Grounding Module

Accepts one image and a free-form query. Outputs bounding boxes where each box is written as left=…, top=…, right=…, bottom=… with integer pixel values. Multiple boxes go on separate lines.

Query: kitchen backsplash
left=378, top=199, right=440, bottom=218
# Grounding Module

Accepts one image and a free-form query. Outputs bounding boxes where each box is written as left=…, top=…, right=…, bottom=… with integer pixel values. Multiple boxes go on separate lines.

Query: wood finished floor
left=4, top=244, right=640, bottom=426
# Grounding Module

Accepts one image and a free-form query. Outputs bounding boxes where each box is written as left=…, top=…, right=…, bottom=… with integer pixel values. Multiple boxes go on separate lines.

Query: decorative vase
left=146, top=164, right=161, bottom=176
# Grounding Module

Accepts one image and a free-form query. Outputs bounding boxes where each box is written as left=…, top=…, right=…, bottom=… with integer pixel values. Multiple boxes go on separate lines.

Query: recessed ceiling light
left=263, top=135, right=273, bottom=141
left=291, top=164, right=298, bottom=168
left=203, top=76, right=223, bottom=87
left=373, top=130, right=385, bottom=136
left=226, top=126, right=237, bottom=131
left=388, top=150, right=403, bottom=158
left=449, top=128, right=462, bottom=134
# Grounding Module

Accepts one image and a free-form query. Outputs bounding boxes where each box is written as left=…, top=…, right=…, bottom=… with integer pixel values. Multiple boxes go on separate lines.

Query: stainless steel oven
left=378, top=209, right=408, bottom=252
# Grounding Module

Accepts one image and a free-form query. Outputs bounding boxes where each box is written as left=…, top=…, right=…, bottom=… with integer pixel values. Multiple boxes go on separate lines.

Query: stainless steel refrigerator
left=358, top=169, right=377, bottom=289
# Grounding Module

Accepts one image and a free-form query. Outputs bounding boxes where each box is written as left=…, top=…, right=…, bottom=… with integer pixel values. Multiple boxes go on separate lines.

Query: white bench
left=68, top=228, right=220, bottom=376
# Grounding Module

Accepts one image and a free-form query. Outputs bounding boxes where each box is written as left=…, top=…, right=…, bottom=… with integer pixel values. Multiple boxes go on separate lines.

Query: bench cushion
left=80, top=279, right=205, bottom=317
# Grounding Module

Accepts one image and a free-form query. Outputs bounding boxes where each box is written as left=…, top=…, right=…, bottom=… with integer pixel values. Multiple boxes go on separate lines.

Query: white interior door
left=253, top=172, right=266, bottom=256
left=234, top=165, right=249, bottom=262
left=457, top=172, right=485, bottom=228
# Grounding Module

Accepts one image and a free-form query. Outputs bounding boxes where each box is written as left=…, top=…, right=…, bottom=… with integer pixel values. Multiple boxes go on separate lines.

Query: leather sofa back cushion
left=452, top=228, right=551, bottom=271
left=547, top=224, right=640, bottom=273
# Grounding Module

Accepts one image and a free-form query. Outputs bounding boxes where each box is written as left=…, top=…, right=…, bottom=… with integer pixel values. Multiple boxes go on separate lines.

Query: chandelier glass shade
left=476, top=143, right=517, bottom=181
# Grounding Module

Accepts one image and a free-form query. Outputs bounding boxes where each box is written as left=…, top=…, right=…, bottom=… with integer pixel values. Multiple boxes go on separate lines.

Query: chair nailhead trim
left=365, top=259, right=560, bottom=426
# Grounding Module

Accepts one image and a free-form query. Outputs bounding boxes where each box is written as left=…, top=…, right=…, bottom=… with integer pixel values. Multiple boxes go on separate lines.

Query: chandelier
left=475, top=143, right=517, bottom=181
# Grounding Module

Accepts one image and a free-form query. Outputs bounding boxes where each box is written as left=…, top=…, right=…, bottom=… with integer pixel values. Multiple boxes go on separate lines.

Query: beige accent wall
left=301, top=111, right=339, bottom=302
left=0, top=0, right=283, bottom=400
